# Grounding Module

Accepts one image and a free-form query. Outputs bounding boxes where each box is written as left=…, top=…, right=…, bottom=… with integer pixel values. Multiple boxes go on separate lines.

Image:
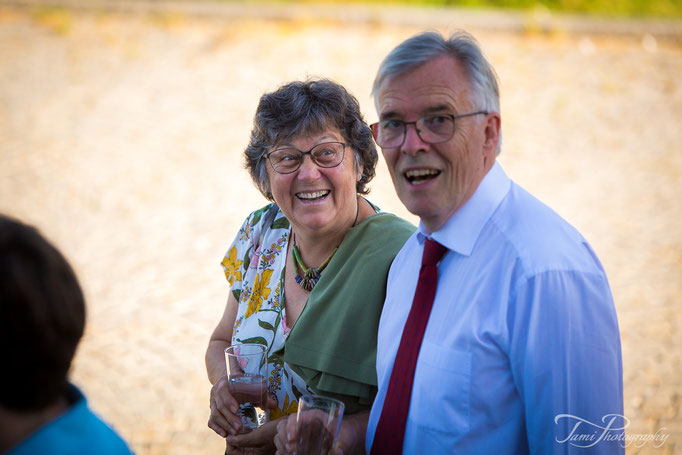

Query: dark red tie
left=371, top=238, right=448, bottom=455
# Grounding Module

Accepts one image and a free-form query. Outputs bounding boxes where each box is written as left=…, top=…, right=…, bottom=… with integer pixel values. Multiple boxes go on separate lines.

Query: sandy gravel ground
left=1, top=3, right=681, bottom=454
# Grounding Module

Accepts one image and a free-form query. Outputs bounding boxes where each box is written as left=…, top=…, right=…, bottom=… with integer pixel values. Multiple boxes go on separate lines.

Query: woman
left=205, top=78, right=414, bottom=454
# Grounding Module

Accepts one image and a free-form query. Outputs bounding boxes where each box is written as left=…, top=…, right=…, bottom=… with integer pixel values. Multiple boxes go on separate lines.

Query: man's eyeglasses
left=265, top=141, right=348, bottom=174
left=370, top=111, right=488, bottom=148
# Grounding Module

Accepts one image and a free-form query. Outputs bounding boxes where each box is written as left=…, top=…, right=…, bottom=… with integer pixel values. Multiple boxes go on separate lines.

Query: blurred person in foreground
left=205, top=78, right=414, bottom=454
left=0, top=215, right=132, bottom=455
left=354, top=31, right=623, bottom=454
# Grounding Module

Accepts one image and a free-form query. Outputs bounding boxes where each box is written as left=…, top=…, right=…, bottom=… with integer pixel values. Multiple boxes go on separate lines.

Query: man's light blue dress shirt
left=367, top=162, right=624, bottom=454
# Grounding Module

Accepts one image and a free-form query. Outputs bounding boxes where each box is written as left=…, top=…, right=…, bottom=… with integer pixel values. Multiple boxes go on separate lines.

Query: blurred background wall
left=1, top=1, right=681, bottom=453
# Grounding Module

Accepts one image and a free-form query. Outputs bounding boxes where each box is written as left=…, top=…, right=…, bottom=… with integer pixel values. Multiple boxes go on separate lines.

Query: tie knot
left=422, top=238, right=448, bottom=267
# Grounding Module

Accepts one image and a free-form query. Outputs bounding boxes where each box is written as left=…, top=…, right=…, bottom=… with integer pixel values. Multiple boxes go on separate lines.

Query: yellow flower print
left=269, top=393, right=298, bottom=420
left=221, top=246, right=243, bottom=286
left=245, top=269, right=273, bottom=318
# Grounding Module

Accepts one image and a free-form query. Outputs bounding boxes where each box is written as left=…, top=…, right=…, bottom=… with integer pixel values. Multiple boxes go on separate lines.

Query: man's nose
left=401, top=124, right=429, bottom=156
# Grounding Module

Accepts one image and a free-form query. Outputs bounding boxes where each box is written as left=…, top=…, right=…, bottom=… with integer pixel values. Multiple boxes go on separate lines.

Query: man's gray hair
left=372, top=30, right=501, bottom=154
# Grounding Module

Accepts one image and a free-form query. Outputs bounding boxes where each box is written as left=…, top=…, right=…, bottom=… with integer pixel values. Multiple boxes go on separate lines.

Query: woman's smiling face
left=266, top=128, right=362, bottom=239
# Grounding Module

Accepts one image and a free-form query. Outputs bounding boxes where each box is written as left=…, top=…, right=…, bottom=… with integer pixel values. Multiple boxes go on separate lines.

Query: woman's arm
left=206, top=293, right=239, bottom=384
left=206, top=294, right=243, bottom=437
left=206, top=293, right=278, bottom=449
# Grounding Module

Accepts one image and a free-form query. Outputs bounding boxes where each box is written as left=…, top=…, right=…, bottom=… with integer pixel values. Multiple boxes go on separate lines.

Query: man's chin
left=400, top=197, right=452, bottom=232
left=399, top=188, right=433, bottom=211
left=403, top=200, right=436, bottom=221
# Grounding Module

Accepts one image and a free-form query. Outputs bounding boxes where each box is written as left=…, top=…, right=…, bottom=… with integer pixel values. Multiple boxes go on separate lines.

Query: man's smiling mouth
left=405, top=169, right=440, bottom=185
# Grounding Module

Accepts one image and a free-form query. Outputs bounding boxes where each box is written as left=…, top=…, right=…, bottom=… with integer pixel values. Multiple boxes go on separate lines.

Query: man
left=366, top=31, right=623, bottom=454
left=0, top=215, right=132, bottom=454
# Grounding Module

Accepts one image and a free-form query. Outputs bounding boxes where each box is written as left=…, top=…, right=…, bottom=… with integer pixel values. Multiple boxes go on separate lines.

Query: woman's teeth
left=405, top=169, right=440, bottom=184
left=296, top=190, right=330, bottom=201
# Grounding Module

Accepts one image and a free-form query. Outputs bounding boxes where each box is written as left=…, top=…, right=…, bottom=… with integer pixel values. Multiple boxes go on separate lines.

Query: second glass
left=295, top=395, right=345, bottom=455
left=224, top=343, right=268, bottom=433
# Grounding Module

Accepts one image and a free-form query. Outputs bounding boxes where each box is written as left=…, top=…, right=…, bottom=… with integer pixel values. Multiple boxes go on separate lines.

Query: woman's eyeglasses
left=265, top=141, right=348, bottom=174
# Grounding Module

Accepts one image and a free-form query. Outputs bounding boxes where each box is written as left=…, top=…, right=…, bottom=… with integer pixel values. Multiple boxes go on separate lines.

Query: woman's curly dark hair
left=244, top=78, right=378, bottom=200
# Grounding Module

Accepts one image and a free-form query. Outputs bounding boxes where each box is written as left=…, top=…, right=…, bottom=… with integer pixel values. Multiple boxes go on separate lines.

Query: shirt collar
left=417, top=161, right=511, bottom=256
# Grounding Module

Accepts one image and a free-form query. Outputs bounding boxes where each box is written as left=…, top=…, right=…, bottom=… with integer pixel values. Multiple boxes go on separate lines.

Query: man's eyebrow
left=423, top=105, right=451, bottom=114
left=379, top=105, right=452, bottom=119
left=378, top=110, right=400, bottom=119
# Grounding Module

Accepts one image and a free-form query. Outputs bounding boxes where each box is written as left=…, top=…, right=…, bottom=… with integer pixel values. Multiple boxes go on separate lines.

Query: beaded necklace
left=291, top=200, right=359, bottom=292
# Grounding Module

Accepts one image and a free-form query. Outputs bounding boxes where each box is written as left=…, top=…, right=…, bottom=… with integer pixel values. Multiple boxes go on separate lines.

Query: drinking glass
left=295, top=395, right=345, bottom=455
left=225, top=343, right=268, bottom=433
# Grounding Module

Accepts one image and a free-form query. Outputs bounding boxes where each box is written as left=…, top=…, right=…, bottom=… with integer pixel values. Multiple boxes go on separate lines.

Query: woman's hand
left=208, top=374, right=279, bottom=437
left=208, top=374, right=244, bottom=437
left=225, top=419, right=280, bottom=455
left=333, top=411, right=369, bottom=455
left=274, top=415, right=295, bottom=455
left=274, top=411, right=369, bottom=455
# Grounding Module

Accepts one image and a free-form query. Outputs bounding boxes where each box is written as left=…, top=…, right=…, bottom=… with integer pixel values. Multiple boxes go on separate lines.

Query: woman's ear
left=355, top=153, right=364, bottom=182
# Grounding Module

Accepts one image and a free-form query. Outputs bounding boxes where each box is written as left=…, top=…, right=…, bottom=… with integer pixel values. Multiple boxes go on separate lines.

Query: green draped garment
left=276, top=212, right=415, bottom=414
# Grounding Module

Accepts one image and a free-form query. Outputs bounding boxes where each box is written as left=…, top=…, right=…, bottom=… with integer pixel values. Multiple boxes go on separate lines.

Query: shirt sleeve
left=508, top=269, right=624, bottom=454
left=220, top=206, right=268, bottom=301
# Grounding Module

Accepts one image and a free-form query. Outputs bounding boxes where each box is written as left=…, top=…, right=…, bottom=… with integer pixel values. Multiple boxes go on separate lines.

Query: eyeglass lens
left=268, top=142, right=345, bottom=173
left=374, top=115, right=455, bottom=148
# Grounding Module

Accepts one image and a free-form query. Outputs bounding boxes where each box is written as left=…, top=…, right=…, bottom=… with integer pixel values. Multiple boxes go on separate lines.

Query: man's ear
left=482, top=112, right=501, bottom=156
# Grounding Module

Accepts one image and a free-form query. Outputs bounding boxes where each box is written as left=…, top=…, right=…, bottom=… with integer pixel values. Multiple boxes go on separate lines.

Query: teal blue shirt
left=8, top=384, right=132, bottom=455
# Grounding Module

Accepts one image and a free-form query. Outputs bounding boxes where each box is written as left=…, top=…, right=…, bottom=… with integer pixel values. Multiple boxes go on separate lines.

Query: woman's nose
left=296, top=154, right=321, bottom=180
